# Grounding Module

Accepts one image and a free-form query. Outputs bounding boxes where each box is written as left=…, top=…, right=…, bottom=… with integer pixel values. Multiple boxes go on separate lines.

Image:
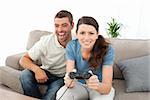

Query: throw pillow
left=117, top=55, right=150, bottom=92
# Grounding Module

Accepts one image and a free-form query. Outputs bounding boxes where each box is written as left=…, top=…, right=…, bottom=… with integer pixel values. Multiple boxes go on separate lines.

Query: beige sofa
left=0, top=30, right=150, bottom=100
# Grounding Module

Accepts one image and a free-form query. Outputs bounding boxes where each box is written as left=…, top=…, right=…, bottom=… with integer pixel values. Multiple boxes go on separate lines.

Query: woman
left=57, top=16, right=115, bottom=100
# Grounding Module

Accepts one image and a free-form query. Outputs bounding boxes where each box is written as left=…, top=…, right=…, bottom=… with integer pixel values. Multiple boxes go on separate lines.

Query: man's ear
left=71, top=22, right=74, bottom=29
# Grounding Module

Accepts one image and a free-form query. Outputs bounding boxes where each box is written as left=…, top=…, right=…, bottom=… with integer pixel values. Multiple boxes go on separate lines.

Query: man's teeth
left=59, top=33, right=65, bottom=35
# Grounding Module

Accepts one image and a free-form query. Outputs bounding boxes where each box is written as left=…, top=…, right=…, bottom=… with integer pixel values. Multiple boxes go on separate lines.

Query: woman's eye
left=80, top=32, right=85, bottom=34
left=89, top=32, right=94, bottom=35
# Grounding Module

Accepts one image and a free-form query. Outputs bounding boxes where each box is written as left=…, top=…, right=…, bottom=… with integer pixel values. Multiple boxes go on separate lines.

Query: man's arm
left=19, top=52, right=48, bottom=83
left=19, top=52, right=40, bottom=73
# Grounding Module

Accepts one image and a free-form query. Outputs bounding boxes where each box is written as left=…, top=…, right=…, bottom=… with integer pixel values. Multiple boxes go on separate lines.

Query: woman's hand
left=86, top=75, right=101, bottom=91
left=64, top=73, right=76, bottom=88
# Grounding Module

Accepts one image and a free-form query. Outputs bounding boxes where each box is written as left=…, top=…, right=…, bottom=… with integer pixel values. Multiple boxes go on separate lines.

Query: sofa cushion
left=117, top=55, right=150, bottom=92
left=113, top=64, right=123, bottom=79
left=113, top=80, right=150, bottom=100
left=110, top=39, right=150, bottom=79
left=5, top=53, right=25, bottom=70
left=26, top=30, right=52, bottom=50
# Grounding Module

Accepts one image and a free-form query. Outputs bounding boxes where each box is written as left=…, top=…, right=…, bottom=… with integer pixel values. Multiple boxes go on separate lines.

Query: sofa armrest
left=0, top=66, right=23, bottom=93
left=5, top=52, right=25, bottom=70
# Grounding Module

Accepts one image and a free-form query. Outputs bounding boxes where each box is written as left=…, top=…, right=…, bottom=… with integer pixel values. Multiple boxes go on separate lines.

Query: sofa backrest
left=26, top=30, right=52, bottom=50
left=110, top=38, right=150, bottom=79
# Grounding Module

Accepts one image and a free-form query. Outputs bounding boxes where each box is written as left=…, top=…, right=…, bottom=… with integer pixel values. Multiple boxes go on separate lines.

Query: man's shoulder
left=40, top=33, right=55, bottom=43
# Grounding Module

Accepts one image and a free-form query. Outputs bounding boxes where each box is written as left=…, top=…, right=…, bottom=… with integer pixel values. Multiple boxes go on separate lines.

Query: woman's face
left=77, top=24, right=98, bottom=50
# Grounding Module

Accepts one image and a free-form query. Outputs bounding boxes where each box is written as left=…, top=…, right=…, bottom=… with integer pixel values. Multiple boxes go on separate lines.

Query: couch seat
left=113, top=80, right=150, bottom=100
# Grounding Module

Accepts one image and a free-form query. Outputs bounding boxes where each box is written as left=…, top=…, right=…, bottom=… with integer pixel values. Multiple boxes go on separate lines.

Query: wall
left=0, top=0, right=149, bottom=65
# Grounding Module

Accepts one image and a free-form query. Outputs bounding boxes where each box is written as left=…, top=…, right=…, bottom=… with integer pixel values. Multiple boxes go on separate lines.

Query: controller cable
left=57, top=79, right=74, bottom=100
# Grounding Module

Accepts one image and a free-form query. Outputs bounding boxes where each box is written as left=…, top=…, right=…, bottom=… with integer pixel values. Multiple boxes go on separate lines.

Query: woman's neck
left=81, top=48, right=92, bottom=60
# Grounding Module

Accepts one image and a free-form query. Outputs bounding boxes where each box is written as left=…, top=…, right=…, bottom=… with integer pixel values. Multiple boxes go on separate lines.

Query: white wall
left=0, top=0, right=150, bottom=65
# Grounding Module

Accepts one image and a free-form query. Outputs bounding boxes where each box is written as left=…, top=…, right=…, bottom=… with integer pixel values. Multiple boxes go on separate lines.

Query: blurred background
left=0, top=0, right=149, bottom=65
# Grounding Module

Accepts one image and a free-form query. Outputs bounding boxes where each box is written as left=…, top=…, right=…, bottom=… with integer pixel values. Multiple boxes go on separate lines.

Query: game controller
left=57, top=70, right=93, bottom=100
left=69, top=69, right=93, bottom=79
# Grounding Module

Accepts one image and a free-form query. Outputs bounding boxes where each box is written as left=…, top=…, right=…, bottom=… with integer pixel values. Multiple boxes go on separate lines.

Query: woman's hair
left=76, top=16, right=109, bottom=68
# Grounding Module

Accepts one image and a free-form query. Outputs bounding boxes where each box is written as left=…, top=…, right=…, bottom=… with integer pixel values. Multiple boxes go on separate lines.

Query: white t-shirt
left=28, top=33, right=74, bottom=77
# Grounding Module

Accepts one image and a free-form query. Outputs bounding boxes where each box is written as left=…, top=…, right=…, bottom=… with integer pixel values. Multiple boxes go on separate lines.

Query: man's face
left=54, top=17, right=73, bottom=43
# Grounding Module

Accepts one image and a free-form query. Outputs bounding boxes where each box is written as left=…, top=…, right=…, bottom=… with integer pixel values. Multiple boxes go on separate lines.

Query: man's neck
left=60, top=34, right=72, bottom=48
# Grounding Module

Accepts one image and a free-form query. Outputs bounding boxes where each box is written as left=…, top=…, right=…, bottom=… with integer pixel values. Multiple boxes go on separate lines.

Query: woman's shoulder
left=106, top=44, right=115, bottom=55
left=67, top=39, right=79, bottom=46
left=67, top=39, right=80, bottom=50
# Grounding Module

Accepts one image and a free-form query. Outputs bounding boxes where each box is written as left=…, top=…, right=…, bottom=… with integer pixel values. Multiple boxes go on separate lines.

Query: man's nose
left=57, top=26, right=63, bottom=32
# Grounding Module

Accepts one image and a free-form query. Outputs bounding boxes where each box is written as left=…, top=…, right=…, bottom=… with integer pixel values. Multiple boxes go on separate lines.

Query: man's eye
left=55, top=25, right=59, bottom=28
left=62, top=24, right=67, bottom=27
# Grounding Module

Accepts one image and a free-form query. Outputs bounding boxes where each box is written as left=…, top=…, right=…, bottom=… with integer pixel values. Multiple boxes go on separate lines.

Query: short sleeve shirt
left=66, top=39, right=115, bottom=82
left=28, top=33, right=66, bottom=77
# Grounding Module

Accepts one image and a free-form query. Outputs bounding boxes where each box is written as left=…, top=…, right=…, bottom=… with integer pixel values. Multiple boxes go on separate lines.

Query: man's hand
left=64, top=73, right=76, bottom=88
left=34, top=68, right=48, bottom=83
left=86, top=75, right=100, bottom=91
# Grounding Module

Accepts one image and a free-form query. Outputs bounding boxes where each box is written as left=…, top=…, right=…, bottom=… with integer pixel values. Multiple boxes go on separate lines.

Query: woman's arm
left=98, top=65, right=113, bottom=94
left=64, top=60, right=76, bottom=88
left=66, top=60, right=75, bottom=73
left=87, top=65, right=113, bottom=94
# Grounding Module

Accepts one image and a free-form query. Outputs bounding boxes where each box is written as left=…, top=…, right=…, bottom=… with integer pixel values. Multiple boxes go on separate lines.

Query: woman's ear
left=96, top=32, right=99, bottom=39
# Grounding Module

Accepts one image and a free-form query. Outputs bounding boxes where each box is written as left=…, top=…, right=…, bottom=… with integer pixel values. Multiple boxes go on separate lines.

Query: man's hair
left=55, top=10, right=73, bottom=24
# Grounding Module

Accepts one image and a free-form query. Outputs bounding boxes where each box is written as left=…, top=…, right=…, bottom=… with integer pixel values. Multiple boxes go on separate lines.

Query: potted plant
left=106, top=17, right=122, bottom=38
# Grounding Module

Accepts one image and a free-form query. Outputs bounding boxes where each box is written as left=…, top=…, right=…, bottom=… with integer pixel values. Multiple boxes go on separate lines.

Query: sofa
left=0, top=30, right=150, bottom=100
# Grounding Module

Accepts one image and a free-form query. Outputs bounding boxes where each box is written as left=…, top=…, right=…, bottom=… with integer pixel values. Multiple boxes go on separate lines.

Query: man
left=19, top=10, right=74, bottom=100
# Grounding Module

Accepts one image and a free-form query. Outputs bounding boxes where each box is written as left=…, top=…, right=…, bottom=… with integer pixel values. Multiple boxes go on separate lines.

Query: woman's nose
left=84, top=34, right=90, bottom=39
